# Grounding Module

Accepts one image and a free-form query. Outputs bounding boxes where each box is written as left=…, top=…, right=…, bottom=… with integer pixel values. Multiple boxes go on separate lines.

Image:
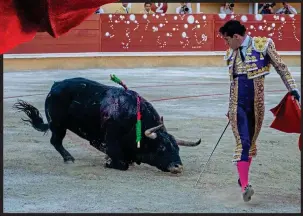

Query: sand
left=3, top=67, right=301, bottom=213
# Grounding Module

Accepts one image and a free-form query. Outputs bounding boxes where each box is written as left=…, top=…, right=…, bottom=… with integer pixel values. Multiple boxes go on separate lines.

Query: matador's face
left=223, top=34, right=242, bottom=50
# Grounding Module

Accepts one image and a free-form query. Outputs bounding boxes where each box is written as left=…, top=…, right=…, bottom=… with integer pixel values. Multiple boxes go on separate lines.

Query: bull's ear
left=160, top=116, right=164, bottom=123
left=160, top=116, right=168, bottom=132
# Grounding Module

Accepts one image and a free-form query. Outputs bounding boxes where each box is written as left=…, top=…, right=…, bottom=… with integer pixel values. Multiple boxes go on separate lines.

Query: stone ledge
left=3, top=53, right=301, bottom=72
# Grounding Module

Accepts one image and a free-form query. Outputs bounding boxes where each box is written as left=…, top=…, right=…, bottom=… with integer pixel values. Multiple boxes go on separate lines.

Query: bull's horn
left=176, top=138, right=201, bottom=147
left=144, top=124, right=164, bottom=139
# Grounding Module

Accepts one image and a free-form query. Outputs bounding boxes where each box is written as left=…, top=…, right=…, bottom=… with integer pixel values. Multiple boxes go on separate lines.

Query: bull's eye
left=159, top=146, right=166, bottom=152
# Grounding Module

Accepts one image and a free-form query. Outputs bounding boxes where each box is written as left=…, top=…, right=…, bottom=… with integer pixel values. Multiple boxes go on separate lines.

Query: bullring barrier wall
left=4, top=14, right=301, bottom=71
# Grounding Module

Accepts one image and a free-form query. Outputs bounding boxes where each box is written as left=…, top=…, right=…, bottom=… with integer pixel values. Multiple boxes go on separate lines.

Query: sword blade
left=194, top=120, right=230, bottom=187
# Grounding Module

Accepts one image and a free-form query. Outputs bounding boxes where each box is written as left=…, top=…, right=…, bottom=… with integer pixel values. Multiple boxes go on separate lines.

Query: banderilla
left=194, top=120, right=230, bottom=187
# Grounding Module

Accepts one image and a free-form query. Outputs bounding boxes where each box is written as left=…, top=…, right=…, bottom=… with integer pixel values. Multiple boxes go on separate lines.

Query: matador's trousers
left=229, top=74, right=265, bottom=163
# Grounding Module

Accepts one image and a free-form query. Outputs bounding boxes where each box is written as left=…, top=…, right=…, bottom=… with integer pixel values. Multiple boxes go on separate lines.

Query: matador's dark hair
left=219, top=20, right=246, bottom=37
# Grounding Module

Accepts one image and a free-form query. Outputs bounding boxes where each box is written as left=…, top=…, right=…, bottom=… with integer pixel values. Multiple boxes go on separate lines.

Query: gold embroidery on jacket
left=249, top=76, right=265, bottom=157
left=226, top=36, right=272, bottom=79
left=266, top=40, right=297, bottom=91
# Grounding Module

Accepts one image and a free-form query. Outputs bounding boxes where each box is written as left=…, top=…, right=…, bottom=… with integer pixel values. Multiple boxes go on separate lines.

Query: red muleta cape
left=270, top=92, right=301, bottom=151
left=0, top=0, right=118, bottom=54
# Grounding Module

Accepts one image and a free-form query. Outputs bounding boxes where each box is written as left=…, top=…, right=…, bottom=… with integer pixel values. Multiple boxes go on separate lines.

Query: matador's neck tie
left=239, top=46, right=245, bottom=62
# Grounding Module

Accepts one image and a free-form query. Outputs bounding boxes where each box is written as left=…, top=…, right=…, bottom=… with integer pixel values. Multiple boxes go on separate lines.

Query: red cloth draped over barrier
left=0, top=0, right=118, bottom=54
left=270, top=92, right=301, bottom=151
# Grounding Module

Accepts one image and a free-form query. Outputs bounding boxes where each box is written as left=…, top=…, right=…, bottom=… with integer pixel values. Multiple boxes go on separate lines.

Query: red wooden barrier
left=213, top=14, right=301, bottom=51
left=7, top=14, right=301, bottom=54
left=8, top=15, right=101, bottom=54
left=101, top=14, right=214, bottom=52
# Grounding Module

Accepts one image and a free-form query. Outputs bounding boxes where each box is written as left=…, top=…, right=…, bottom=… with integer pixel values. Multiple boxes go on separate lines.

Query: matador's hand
left=226, top=112, right=229, bottom=120
left=291, top=89, right=300, bottom=102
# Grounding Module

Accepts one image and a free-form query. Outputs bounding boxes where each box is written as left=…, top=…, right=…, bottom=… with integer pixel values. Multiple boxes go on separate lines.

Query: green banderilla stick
left=110, top=74, right=142, bottom=148
left=110, top=74, right=128, bottom=90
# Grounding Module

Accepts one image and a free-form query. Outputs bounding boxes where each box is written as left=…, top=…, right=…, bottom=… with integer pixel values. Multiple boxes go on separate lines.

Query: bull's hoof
left=128, top=161, right=136, bottom=166
left=104, top=162, right=114, bottom=169
left=105, top=160, right=129, bottom=171
left=64, top=156, right=75, bottom=163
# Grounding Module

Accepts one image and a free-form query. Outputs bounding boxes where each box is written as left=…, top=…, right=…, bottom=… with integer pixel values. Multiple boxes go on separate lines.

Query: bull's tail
left=13, top=99, right=49, bottom=133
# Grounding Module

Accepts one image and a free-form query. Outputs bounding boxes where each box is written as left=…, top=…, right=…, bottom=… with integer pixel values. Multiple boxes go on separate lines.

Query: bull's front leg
left=104, top=127, right=129, bottom=171
left=105, top=156, right=129, bottom=171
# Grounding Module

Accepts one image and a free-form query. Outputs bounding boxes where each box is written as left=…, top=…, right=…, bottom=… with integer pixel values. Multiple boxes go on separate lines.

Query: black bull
left=13, top=77, right=201, bottom=174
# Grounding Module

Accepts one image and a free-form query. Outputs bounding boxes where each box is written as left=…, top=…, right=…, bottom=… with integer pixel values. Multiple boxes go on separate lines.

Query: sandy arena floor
left=3, top=67, right=301, bottom=213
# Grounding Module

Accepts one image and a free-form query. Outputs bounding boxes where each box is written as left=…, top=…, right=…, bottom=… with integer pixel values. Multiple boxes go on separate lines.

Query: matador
left=219, top=20, right=300, bottom=202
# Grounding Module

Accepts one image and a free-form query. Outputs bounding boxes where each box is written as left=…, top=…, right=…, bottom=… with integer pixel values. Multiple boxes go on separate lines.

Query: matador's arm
left=266, top=39, right=300, bottom=100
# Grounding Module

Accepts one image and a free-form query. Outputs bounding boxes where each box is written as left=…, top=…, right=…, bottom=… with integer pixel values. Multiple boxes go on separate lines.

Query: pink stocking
left=237, top=161, right=250, bottom=192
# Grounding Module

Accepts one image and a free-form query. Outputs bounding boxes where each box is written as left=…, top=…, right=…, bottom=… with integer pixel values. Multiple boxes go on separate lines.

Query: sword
left=194, top=120, right=230, bottom=187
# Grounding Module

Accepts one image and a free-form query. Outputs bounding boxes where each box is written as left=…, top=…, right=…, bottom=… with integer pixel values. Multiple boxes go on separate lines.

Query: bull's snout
left=168, top=163, right=183, bottom=174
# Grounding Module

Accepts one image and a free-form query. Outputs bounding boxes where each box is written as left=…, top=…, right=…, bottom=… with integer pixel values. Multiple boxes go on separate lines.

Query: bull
left=13, top=77, right=201, bottom=174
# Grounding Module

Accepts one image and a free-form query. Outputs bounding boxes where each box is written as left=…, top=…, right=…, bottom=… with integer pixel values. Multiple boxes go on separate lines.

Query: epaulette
left=252, top=36, right=272, bottom=53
